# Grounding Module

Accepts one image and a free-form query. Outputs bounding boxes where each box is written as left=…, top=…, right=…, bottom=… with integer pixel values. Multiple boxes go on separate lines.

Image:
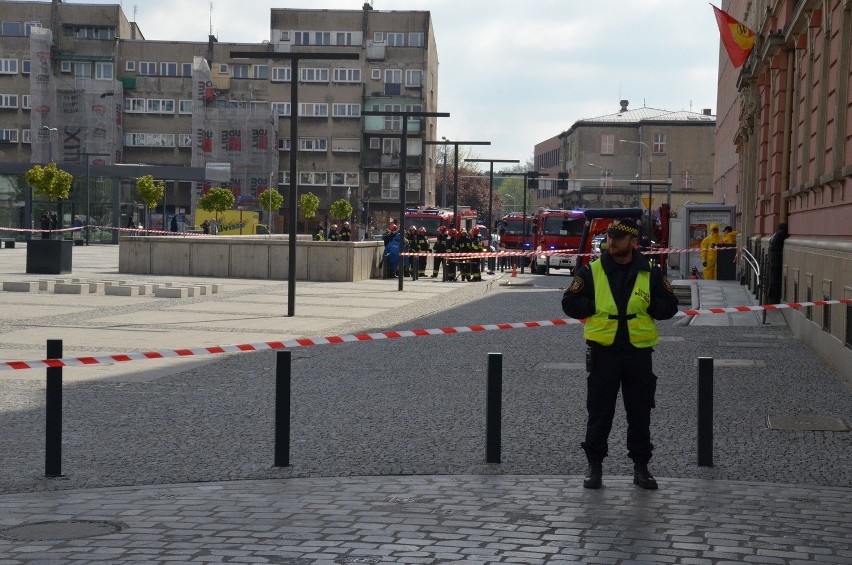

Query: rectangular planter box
left=26, top=240, right=73, bottom=274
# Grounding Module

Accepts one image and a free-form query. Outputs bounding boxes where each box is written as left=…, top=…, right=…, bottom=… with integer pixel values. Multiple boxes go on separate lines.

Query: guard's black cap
left=607, top=217, right=640, bottom=238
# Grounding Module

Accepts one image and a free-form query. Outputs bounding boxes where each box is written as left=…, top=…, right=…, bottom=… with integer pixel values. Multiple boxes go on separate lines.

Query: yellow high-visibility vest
left=584, top=259, right=658, bottom=347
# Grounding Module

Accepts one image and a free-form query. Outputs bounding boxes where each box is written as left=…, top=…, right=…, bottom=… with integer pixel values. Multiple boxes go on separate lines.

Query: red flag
left=712, top=4, right=756, bottom=68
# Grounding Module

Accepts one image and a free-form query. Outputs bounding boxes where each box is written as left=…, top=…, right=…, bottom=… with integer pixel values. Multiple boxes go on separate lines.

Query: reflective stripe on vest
left=583, top=259, right=659, bottom=347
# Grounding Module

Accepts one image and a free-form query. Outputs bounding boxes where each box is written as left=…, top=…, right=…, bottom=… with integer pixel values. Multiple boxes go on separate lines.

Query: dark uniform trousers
left=582, top=343, right=656, bottom=465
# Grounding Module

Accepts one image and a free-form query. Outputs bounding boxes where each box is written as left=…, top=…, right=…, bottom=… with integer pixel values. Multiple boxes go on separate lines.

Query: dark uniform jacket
left=434, top=233, right=449, bottom=253
left=562, top=250, right=679, bottom=347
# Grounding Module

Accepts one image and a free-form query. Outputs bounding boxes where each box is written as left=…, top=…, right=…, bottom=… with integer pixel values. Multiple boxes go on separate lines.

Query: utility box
left=682, top=204, right=735, bottom=278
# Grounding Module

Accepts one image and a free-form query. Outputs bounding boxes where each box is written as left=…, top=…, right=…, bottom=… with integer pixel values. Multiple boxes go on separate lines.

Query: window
left=381, top=172, right=399, bottom=199
left=252, top=65, right=268, bottom=79
left=0, top=59, right=18, bottom=74
left=314, top=31, right=331, bottom=45
left=336, top=32, right=354, bottom=45
left=332, top=138, right=360, bottom=152
left=179, top=133, right=192, bottom=147
left=22, top=95, right=30, bottom=109
left=139, top=61, right=157, bottom=76
left=0, top=94, right=19, bottom=108
left=653, top=133, right=666, bottom=154
left=278, top=138, right=292, bottom=151
left=386, top=32, right=404, bottom=46
left=280, top=30, right=290, bottom=41
left=407, top=173, right=422, bottom=192
left=96, top=27, right=115, bottom=40
left=332, top=103, right=360, bottom=117
left=2, top=22, right=22, bottom=36
left=125, top=60, right=136, bottom=72
left=385, top=69, right=401, bottom=83
left=405, top=69, right=423, bottom=87
left=333, top=68, right=361, bottom=83
left=60, top=61, right=71, bottom=73
left=373, top=32, right=384, bottom=43
left=272, top=67, right=291, bottom=82
left=369, top=172, right=379, bottom=183
left=271, top=102, right=291, bottom=116
left=409, top=32, right=424, bottom=47
left=218, top=64, right=228, bottom=74
left=299, top=103, right=328, bottom=117
left=600, top=134, right=614, bottom=155
left=278, top=171, right=292, bottom=185
left=371, top=68, right=381, bottom=80
left=74, top=62, right=92, bottom=78
left=124, top=98, right=145, bottom=113
left=681, top=171, right=694, bottom=190
left=146, top=99, right=175, bottom=114
left=0, top=129, right=18, bottom=142
left=182, top=63, right=192, bottom=77
left=24, top=22, right=40, bottom=37
left=369, top=138, right=380, bottom=149
left=300, top=68, right=328, bottom=82
left=232, top=64, right=249, bottom=79
left=160, top=62, right=178, bottom=76
left=22, top=128, right=31, bottom=143
left=21, top=60, right=30, bottom=74
left=299, top=138, right=327, bottom=151
left=95, top=62, right=113, bottom=80
left=383, top=138, right=401, bottom=155
left=332, top=172, right=359, bottom=186
left=299, top=172, right=327, bottom=185
left=384, top=104, right=402, bottom=131
left=294, top=31, right=310, bottom=45
left=179, top=99, right=192, bottom=114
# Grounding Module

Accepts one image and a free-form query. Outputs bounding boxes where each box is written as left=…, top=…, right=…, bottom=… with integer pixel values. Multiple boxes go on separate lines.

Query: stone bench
left=2, top=281, right=38, bottom=292
left=1, top=238, right=15, bottom=249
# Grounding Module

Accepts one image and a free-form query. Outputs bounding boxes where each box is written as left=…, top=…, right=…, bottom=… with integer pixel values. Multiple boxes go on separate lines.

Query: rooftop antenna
left=133, top=5, right=137, bottom=22
left=210, top=2, right=213, bottom=36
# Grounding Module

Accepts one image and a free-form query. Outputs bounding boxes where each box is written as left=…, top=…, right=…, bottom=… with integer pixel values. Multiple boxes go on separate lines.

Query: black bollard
left=274, top=350, right=291, bottom=467
left=697, top=357, right=714, bottom=467
left=486, top=352, right=502, bottom=463
left=45, top=339, right=63, bottom=477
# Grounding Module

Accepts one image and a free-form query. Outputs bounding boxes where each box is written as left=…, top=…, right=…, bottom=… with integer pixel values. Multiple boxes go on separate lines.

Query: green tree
left=197, top=187, right=236, bottom=225
left=329, top=198, right=353, bottom=222
left=26, top=162, right=74, bottom=238
left=135, top=175, right=165, bottom=233
left=298, top=191, right=319, bottom=233
left=258, top=188, right=284, bottom=234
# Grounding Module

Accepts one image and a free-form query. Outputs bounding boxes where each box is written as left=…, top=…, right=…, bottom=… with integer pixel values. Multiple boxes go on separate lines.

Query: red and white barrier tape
left=2, top=298, right=850, bottom=372
left=399, top=246, right=716, bottom=259
left=0, top=225, right=206, bottom=236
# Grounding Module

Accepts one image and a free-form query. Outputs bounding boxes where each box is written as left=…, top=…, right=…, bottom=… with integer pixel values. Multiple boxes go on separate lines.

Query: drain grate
left=767, top=415, right=850, bottom=431
left=0, top=520, right=126, bottom=541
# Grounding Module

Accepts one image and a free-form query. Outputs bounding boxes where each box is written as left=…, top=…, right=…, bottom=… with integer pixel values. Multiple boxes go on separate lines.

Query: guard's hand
left=702, top=262, right=707, bottom=267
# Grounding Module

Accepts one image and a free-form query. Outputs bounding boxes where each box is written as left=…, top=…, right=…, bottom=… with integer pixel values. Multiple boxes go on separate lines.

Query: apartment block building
left=543, top=100, right=716, bottom=214
left=0, top=1, right=439, bottom=233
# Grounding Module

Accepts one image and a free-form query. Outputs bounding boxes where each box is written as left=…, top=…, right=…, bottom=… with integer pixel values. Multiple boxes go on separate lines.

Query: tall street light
left=587, top=162, right=610, bottom=204
left=363, top=109, right=450, bottom=291
left=423, top=139, right=490, bottom=227
left=464, top=157, right=519, bottom=253
left=231, top=50, right=359, bottom=317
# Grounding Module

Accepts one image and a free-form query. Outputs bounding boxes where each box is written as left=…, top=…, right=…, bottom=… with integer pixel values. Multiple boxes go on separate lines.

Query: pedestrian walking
left=561, top=217, right=679, bottom=490
left=766, top=223, right=788, bottom=305
left=40, top=211, right=50, bottom=239
left=72, top=215, right=83, bottom=242
left=201, top=219, right=210, bottom=234
left=170, top=214, right=178, bottom=232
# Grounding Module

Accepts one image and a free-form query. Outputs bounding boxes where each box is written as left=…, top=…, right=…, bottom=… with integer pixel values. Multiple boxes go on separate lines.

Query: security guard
left=562, top=217, right=678, bottom=490
left=431, top=225, right=450, bottom=278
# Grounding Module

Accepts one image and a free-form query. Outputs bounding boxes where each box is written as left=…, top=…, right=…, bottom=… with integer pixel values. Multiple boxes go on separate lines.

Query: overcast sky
left=66, top=0, right=721, bottom=163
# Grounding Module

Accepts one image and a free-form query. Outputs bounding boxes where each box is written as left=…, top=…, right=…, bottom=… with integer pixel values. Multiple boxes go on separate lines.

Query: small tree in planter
left=135, top=175, right=165, bottom=234
left=298, top=191, right=319, bottom=234
left=24, top=162, right=74, bottom=273
left=258, top=188, right=283, bottom=234
left=197, top=187, right=236, bottom=234
left=25, top=162, right=73, bottom=240
left=329, top=198, right=353, bottom=229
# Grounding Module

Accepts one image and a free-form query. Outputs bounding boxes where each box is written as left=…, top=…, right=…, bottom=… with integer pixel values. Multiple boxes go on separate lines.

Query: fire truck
left=529, top=209, right=586, bottom=275
left=403, top=207, right=454, bottom=237
left=496, top=213, right=532, bottom=266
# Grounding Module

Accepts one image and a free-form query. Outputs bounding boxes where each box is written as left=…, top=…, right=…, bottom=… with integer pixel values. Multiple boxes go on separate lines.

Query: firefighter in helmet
left=340, top=221, right=352, bottom=241
left=469, top=226, right=484, bottom=282
left=382, top=223, right=398, bottom=245
left=432, top=225, right=450, bottom=278
left=456, top=228, right=472, bottom=282
left=416, top=226, right=430, bottom=277
left=327, top=224, right=340, bottom=241
left=446, top=228, right=459, bottom=281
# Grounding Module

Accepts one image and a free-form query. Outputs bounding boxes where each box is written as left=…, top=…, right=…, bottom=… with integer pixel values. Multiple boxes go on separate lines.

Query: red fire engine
left=529, top=209, right=586, bottom=275
left=496, top=213, right=532, bottom=257
left=403, top=207, right=454, bottom=237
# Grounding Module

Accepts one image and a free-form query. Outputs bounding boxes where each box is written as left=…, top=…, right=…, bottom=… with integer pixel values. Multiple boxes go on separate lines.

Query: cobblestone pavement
left=0, top=244, right=850, bottom=563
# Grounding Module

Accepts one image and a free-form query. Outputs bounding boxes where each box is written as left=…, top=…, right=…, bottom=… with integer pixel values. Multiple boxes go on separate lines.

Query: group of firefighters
left=382, top=223, right=488, bottom=282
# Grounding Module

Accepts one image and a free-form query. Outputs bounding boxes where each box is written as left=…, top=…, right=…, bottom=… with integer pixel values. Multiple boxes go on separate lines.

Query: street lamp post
left=587, top=162, right=609, bottom=204
left=464, top=157, right=520, bottom=254
left=619, top=139, right=653, bottom=227
left=441, top=137, right=449, bottom=208
left=363, top=109, right=451, bottom=291
left=423, top=139, right=491, bottom=228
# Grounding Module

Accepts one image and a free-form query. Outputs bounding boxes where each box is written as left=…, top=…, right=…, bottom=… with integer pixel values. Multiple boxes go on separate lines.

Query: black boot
left=583, top=462, right=602, bottom=489
left=633, top=464, right=658, bottom=490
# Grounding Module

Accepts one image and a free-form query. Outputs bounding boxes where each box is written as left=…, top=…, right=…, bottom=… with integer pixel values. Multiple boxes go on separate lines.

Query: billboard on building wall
left=29, top=28, right=122, bottom=166
left=190, top=57, right=279, bottom=220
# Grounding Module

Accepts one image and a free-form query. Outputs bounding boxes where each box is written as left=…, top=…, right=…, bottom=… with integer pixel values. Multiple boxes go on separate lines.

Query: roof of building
left=578, top=106, right=716, bottom=124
